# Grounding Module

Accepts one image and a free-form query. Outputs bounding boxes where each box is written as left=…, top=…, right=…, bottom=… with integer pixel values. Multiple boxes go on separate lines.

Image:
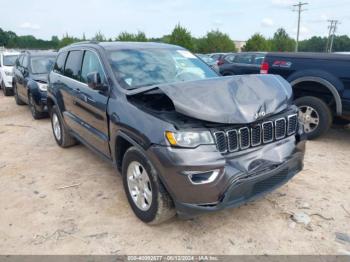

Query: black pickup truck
left=261, top=52, right=350, bottom=139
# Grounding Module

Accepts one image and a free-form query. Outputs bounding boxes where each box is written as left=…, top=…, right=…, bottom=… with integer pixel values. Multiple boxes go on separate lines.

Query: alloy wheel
left=52, top=113, right=62, bottom=141
left=126, top=161, right=153, bottom=211
left=298, top=105, right=320, bottom=133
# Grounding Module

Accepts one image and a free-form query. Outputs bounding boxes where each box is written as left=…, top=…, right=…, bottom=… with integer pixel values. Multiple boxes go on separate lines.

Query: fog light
left=183, top=169, right=221, bottom=185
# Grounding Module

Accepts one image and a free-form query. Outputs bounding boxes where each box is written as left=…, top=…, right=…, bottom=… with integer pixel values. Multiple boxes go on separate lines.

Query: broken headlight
left=165, top=131, right=214, bottom=148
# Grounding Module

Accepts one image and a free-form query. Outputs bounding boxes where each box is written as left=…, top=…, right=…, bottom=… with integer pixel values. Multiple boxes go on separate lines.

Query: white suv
left=0, top=51, right=20, bottom=96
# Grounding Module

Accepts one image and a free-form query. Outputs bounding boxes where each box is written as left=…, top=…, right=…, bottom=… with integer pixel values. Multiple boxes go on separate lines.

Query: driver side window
left=81, top=50, right=106, bottom=85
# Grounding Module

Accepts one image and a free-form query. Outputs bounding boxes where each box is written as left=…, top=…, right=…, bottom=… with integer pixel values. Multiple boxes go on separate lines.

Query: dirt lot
left=0, top=91, right=349, bottom=255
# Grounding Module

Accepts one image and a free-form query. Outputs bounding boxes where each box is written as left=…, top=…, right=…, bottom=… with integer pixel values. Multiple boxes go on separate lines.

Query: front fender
left=27, top=80, right=45, bottom=105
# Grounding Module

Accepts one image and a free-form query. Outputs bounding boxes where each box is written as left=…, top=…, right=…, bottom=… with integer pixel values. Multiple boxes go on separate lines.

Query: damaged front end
left=127, top=74, right=306, bottom=218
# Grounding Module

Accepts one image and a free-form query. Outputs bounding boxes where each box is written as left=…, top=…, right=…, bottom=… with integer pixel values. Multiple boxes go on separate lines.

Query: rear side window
left=64, top=51, right=83, bottom=80
left=81, top=50, right=106, bottom=84
left=235, top=54, right=253, bottom=64
left=225, top=54, right=236, bottom=63
left=53, top=52, right=67, bottom=74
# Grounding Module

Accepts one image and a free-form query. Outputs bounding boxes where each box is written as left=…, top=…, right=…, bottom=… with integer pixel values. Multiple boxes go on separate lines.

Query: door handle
left=77, top=92, right=95, bottom=104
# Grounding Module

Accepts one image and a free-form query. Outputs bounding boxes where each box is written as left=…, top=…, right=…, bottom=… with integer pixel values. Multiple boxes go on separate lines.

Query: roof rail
left=69, top=40, right=100, bottom=46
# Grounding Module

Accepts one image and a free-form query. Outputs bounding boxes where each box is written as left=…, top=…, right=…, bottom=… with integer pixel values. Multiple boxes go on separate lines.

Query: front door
left=71, top=50, right=110, bottom=157
left=60, top=49, right=110, bottom=157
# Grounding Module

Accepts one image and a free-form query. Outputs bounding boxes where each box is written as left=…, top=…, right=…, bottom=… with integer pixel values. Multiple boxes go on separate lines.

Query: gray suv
left=47, top=41, right=306, bottom=224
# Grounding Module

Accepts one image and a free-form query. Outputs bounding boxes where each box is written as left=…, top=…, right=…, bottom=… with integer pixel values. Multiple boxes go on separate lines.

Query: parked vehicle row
left=218, top=52, right=266, bottom=76
left=12, top=51, right=56, bottom=119
left=4, top=43, right=349, bottom=223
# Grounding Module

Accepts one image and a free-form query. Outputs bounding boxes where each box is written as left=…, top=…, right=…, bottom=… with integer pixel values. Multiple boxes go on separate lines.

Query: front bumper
left=32, top=90, right=48, bottom=113
left=2, top=76, right=13, bottom=88
left=147, top=134, right=306, bottom=218
left=175, top=153, right=302, bottom=218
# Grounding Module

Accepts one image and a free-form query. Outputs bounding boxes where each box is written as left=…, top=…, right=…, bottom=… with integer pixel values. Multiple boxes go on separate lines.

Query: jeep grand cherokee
left=47, top=41, right=306, bottom=224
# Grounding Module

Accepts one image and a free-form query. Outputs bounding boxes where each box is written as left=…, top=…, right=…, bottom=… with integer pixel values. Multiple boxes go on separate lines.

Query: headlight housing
left=165, top=130, right=214, bottom=148
left=37, top=82, right=48, bottom=92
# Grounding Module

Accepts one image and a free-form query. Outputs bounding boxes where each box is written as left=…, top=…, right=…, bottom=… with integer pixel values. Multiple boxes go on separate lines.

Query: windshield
left=3, top=55, right=19, bottom=66
left=30, top=56, right=55, bottom=74
left=108, top=48, right=218, bottom=89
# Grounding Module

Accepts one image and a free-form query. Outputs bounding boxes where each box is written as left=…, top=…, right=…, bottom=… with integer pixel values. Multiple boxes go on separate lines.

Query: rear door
left=71, top=49, right=110, bottom=157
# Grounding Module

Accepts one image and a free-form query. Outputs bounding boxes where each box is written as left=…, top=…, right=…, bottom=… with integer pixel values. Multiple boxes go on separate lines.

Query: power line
left=293, top=1, right=308, bottom=52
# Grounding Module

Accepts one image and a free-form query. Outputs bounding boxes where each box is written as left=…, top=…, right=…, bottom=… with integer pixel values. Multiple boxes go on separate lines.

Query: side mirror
left=87, top=72, right=106, bottom=91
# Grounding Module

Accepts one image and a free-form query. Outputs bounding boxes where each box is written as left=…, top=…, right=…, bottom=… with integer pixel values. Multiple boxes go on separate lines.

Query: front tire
left=50, top=105, right=77, bottom=147
left=295, top=96, right=332, bottom=140
left=122, top=147, right=175, bottom=224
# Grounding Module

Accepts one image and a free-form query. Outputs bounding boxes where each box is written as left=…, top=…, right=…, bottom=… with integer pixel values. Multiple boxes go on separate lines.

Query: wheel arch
left=290, top=76, right=342, bottom=116
left=114, top=131, right=148, bottom=172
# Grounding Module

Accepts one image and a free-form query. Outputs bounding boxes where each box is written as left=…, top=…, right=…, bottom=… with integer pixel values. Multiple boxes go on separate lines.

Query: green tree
left=333, top=35, right=350, bottom=52
left=196, top=30, right=236, bottom=53
left=299, top=36, right=327, bottom=52
left=243, top=33, right=270, bottom=51
left=59, top=33, right=79, bottom=48
left=92, top=31, right=106, bottom=41
left=0, top=28, right=10, bottom=46
left=270, top=28, right=295, bottom=52
left=169, top=24, right=194, bottom=50
left=116, top=31, right=147, bottom=42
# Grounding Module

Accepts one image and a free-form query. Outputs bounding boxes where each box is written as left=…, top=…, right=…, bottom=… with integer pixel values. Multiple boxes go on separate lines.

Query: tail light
left=260, top=62, right=269, bottom=74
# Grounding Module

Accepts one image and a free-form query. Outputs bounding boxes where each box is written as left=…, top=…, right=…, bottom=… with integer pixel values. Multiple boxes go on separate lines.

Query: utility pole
left=293, top=1, right=308, bottom=52
left=326, top=20, right=335, bottom=52
left=329, top=20, right=339, bottom=53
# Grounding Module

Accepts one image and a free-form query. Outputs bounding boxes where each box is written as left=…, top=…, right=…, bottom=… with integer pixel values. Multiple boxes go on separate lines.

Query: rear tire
left=295, top=96, right=332, bottom=140
left=122, top=146, right=175, bottom=224
left=50, top=105, right=77, bottom=147
left=13, top=83, right=25, bottom=105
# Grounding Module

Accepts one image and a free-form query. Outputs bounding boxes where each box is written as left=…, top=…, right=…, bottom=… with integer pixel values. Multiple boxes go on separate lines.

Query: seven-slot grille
left=214, top=114, right=298, bottom=154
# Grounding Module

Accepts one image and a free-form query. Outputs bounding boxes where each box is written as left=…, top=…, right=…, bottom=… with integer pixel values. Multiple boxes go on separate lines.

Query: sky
left=1, top=0, right=350, bottom=41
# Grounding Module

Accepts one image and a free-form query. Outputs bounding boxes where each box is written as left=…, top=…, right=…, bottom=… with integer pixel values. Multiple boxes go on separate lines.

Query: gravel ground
left=0, top=91, right=349, bottom=255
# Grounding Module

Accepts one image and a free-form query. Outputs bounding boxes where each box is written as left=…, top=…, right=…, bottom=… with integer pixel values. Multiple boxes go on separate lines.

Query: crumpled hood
left=157, top=74, right=293, bottom=124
